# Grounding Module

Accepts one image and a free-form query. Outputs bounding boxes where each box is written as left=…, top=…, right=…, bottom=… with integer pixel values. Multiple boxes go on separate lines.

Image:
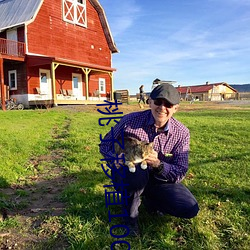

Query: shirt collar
left=147, top=111, right=171, bottom=133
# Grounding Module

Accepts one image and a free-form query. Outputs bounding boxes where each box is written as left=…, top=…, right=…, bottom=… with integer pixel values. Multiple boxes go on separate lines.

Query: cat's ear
left=146, top=142, right=154, bottom=147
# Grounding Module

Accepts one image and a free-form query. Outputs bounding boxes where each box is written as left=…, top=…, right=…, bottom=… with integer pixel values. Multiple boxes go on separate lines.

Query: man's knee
left=178, top=203, right=199, bottom=219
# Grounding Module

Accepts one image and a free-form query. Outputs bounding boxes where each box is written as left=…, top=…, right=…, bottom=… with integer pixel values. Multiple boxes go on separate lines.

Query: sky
left=98, top=0, right=250, bottom=94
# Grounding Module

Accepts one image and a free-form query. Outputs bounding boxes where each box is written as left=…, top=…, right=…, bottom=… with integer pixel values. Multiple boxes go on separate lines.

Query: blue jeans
left=112, top=166, right=199, bottom=223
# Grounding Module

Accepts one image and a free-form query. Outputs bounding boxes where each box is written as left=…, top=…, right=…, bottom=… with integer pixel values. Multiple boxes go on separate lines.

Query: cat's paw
left=129, top=167, right=136, bottom=173
left=140, top=163, right=147, bottom=170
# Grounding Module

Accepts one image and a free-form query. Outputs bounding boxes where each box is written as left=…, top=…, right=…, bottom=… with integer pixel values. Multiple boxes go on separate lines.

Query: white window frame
left=62, top=0, right=87, bottom=27
left=99, top=78, right=106, bottom=94
left=8, top=70, right=17, bottom=90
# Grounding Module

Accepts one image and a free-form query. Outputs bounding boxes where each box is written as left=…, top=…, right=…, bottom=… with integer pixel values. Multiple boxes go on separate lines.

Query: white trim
left=8, top=70, right=17, bottom=90
left=62, top=0, right=87, bottom=27
left=25, top=0, right=44, bottom=54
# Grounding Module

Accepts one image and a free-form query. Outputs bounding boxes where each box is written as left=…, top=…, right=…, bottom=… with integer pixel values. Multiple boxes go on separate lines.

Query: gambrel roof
left=0, top=0, right=118, bottom=53
left=89, top=0, right=118, bottom=53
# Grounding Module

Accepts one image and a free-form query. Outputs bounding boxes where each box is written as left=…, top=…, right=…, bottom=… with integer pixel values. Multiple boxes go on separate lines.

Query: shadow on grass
left=0, top=171, right=77, bottom=249
left=60, top=167, right=212, bottom=250
left=190, top=151, right=249, bottom=166
left=0, top=177, right=9, bottom=189
left=186, top=181, right=250, bottom=249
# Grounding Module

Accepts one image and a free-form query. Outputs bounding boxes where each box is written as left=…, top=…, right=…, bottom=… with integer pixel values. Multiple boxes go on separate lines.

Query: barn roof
left=176, top=82, right=237, bottom=94
left=0, top=0, right=42, bottom=31
left=0, top=0, right=118, bottom=53
left=89, top=0, right=118, bottom=53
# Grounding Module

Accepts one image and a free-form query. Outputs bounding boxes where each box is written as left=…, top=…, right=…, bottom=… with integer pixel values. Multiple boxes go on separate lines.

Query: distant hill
left=231, top=84, right=250, bottom=92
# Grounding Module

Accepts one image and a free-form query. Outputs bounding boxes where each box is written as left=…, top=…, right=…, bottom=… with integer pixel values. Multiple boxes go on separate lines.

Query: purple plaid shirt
left=99, top=109, right=190, bottom=183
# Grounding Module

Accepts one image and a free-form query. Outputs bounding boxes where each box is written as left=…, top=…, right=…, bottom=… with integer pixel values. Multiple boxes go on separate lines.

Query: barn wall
left=26, top=0, right=111, bottom=67
left=17, top=26, right=25, bottom=43
left=89, top=74, right=111, bottom=97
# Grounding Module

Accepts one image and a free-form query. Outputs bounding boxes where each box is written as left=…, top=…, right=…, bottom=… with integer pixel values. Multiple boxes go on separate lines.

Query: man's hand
left=146, top=150, right=160, bottom=168
left=114, top=153, right=125, bottom=169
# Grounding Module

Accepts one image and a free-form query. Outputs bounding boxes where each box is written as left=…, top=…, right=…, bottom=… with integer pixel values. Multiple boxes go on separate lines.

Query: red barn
left=0, top=0, right=118, bottom=109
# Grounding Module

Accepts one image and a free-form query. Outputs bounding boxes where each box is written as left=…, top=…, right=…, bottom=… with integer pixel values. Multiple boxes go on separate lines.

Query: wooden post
left=0, top=58, right=6, bottom=111
left=51, top=62, right=59, bottom=106
left=109, top=72, right=114, bottom=101
left=82, top=68, right=91, bottom=100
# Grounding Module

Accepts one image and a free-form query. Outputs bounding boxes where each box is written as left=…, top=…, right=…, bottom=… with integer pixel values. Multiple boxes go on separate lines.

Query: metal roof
left=177, top=83, right=238, bottom=94
left=0, top=0, right=42, bottom=31
left=0, top=0, right=118, bottom=53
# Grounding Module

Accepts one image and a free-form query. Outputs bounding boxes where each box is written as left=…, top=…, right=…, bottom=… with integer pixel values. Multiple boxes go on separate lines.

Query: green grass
left=0, top=106, right=249, bottom=249
left=0, top=110, right=68, bottom=186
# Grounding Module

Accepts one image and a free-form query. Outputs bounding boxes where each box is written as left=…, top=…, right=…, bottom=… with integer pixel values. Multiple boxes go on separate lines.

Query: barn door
left=6, top=29, right=18, bottom=55
left=39, top=69, right=52, bottom=99
left=72, top=73, right=82, bottom=98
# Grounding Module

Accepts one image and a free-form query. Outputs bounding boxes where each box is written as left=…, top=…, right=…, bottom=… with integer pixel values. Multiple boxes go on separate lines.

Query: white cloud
left=101, top=0, right=141, bottom=37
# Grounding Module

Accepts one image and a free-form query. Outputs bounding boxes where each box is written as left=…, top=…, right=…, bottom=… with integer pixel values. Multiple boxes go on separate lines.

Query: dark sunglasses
left=153, top=99, right=173, bottom=108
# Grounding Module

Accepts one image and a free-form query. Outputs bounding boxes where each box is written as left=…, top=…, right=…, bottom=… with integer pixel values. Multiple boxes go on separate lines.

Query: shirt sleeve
left=99, top=114, right=127, bottom=159
left=153, top=128, right=190, bottom=183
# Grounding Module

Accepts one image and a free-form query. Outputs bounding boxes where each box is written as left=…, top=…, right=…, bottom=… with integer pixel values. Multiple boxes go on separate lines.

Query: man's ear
left=173, top=104, right=179, bottom=113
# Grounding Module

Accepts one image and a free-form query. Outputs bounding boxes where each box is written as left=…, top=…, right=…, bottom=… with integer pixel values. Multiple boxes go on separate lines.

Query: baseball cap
left=150, top=83, right=180, bottom=105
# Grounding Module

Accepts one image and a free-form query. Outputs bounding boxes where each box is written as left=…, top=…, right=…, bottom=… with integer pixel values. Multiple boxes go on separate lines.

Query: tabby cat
left=115, top=136, right=154, bottom=173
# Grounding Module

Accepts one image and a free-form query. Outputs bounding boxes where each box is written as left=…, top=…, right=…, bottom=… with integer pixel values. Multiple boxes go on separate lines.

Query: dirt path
left=0, top=118, right=74, bottom=249
left=53, top=100, right=250, bottom=114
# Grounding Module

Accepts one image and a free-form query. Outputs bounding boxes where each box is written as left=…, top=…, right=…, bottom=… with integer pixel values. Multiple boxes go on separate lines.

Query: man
left=99, top=83, right=199, bottom=236
left=151, top=78, right=161, bottom=90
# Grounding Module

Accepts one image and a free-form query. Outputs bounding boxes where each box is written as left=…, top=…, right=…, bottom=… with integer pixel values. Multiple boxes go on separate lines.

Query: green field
left=0, top=103, right=249, bottom=249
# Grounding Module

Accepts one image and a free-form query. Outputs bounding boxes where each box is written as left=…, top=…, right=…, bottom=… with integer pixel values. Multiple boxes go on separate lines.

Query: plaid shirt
left=99, top=109, right=190, bottom=183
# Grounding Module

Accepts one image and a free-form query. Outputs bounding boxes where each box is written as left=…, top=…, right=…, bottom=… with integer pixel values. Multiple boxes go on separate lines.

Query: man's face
left=149, top=98, right=179, bottom=126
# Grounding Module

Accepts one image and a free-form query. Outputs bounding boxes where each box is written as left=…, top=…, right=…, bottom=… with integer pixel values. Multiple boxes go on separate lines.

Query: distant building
left=177, top=82, right=238, bottom=101
left=151, top=78, right=177, bottom=90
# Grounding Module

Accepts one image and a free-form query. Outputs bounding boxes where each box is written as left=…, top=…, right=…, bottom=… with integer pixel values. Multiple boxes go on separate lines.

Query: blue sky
left=99, top=0, right=250, bottom=94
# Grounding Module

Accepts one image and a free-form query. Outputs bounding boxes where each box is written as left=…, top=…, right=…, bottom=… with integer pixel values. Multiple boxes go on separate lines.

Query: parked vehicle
left=5, top=98, right=24, bottom=110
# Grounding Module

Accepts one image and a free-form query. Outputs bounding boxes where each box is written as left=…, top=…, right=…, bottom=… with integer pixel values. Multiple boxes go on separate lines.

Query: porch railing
left=0, top=38, right=25, bottom=57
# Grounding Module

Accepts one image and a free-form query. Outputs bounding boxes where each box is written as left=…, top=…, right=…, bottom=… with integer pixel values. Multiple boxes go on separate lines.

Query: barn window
left=40, top=73, right=47, bottom=83
left=99, top=78, right=106, bottom=94
left=8, top=70, right=17, bottom=90
left=63, top=0, right=87, bottom=27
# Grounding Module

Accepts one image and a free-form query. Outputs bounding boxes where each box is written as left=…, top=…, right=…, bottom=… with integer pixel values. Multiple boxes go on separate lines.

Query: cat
left=114, top=136, right=154, bottom=173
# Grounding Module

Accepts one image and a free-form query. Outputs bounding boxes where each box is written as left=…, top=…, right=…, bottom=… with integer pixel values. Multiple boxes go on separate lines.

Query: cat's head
left=140, top=141, right=154, bottom=158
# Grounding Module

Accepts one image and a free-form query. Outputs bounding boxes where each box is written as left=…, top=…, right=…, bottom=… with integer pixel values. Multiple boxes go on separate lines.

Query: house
left=177, top=82, right=238, bottom=101
left=0, top=0, right=118, bottom=109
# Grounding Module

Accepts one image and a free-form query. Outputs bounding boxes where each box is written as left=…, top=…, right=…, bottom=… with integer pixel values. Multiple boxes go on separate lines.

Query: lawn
left=0, top=103, right=249, bottom=249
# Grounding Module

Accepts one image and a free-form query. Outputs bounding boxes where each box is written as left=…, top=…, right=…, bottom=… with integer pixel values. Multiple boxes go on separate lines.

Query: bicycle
left=5, top=98, right=24, bottom=110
